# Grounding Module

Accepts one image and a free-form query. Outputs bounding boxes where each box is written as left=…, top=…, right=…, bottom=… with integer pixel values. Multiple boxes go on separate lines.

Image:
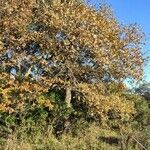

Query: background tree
left=135, top=82, right=150, bottom=100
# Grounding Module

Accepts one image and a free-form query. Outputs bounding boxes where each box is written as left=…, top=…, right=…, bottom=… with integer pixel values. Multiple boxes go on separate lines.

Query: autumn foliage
left=0, top=0, right=144, bottom=119
left=0, top=1, right=149, bottom=149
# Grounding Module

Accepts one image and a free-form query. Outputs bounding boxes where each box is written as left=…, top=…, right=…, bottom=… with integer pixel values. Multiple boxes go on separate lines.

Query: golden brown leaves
left=0, top=0, right=144, bottom=116
left=0, top=41, right=4, bottom=51
left=79, top=83, right=135, bottom=120
left=0, top=0, right=144, bottom=81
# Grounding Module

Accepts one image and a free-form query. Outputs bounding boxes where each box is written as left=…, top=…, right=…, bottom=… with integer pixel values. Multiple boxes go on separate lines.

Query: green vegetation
left=0, top=83, right=149, bottom=150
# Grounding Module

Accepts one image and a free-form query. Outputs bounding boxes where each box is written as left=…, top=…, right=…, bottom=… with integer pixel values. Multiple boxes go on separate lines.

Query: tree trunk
left=65, top=87, right=71, bottom=107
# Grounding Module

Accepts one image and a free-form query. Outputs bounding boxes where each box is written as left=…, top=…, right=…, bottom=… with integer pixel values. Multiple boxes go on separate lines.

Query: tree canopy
left=0, top=0, right=144, bottom=118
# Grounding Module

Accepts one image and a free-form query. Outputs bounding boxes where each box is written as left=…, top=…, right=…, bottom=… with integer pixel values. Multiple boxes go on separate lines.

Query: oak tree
left=0, top=0, right=144, bottom=119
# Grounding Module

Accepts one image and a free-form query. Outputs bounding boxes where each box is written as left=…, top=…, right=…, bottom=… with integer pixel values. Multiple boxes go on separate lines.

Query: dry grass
left=1, top=124, right=121, bottom=150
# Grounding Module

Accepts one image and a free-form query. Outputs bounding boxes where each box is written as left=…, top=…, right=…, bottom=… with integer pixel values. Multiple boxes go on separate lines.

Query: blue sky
left=89, top=0, right=150, bottom=82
